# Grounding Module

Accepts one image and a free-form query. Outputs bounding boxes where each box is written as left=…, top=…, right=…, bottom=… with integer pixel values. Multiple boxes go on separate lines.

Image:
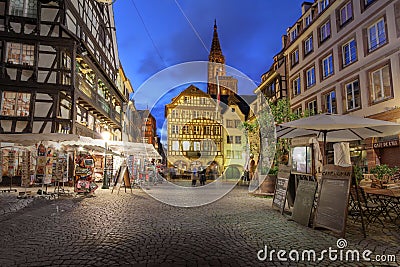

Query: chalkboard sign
left=291, top=180, right=317, bottom=226
left=111, top=161, right=132, bottom=194
left=272, top=165, right=291, bottom=214
left=313, top=165, right=352, bottom=237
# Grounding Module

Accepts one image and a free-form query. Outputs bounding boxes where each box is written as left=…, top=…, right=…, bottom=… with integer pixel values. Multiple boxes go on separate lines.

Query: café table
left=361, top=186, right=400, bottom=225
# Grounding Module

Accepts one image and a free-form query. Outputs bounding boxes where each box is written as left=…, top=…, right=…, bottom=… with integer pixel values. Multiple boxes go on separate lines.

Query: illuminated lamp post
left=101, top=131, right=111, bottom=189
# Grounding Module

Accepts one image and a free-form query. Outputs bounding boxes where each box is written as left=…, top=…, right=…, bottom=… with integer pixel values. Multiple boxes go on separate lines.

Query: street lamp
left=101, top=131, right=111, bottom=189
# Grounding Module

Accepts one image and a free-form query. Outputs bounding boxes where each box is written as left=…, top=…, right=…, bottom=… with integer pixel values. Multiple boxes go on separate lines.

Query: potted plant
left=256, top=165, right=278, bottom=194
left=370, top=164, right=399, bottom=185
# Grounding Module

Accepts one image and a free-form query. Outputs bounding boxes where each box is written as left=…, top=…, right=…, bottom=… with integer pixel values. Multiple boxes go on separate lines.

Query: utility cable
left=129, top=0, right=168, bottom=67
left=174, top=0, right=209, bottom=55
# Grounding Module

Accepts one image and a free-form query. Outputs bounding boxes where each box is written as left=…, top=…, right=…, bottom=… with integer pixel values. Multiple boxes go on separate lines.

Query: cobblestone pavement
left=0, top=185, right=399, bottom=266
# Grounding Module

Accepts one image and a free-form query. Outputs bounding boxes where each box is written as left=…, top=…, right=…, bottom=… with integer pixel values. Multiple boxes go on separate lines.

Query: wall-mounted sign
left=373, top=140, right=399, bottom=149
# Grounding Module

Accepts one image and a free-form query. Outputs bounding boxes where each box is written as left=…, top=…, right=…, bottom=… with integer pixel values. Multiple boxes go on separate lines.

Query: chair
left=349, top=186, right=383, bottom=226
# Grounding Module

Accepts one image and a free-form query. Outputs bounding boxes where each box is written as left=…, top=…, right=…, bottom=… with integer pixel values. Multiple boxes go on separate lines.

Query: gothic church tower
left=207, top=20, right=237, bottom=96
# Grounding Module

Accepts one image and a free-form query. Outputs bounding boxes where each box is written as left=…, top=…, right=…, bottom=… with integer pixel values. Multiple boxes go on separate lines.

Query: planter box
left=256, top=174, right=277, bottom=194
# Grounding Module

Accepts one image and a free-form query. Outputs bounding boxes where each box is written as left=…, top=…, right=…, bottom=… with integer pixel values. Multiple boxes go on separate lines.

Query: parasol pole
left=323, top=130, right=327, bottom=166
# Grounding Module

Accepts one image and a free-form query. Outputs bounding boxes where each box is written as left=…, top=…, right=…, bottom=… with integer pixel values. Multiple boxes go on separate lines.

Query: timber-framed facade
left=0, top=0, right=126, bottom=140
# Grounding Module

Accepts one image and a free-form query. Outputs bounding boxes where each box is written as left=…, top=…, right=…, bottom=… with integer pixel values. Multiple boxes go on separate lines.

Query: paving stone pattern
left=0, top=186, right=399, bottom=266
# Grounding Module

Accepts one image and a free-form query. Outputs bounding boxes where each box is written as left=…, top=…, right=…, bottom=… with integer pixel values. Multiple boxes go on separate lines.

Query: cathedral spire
left=209, top=19, right=225, bottom=63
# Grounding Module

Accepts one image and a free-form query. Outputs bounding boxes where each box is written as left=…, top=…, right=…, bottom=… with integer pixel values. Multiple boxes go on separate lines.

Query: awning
left=0, top=133, right=79, bottom=146
left=107, top=141, right=161, bottom=159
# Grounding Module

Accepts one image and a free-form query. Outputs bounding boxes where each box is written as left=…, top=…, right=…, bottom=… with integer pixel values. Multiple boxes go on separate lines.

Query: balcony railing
left=76, top=75, right=122, bottom=125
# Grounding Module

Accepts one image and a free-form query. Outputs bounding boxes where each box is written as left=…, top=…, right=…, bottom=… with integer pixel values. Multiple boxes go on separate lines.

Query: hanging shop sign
left=373, top=140, right=399, bottom=149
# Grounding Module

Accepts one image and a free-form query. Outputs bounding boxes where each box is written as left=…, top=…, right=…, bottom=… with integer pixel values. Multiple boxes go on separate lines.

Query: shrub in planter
left=370, top=164, right=399, bottom=182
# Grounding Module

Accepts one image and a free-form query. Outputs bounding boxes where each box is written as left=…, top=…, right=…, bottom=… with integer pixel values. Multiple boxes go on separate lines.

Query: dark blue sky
left=114, top=1, right=305, bottom=94
left=113, top=0, right=305, bottom=138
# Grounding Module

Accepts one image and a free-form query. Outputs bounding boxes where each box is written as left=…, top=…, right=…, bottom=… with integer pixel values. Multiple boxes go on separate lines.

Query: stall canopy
left=107, top=141, right=161, bottom=159
left=0, top=134, right=161, bottom=159
left=0, top=133, right=79, bottom=146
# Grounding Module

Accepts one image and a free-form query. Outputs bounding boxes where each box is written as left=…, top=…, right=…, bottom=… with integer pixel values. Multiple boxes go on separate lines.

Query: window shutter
left=321, top=93, right=326, bottom=113
left=367, top=71, right=373, bottom=106
left=341, top=82, right=347, bottom=113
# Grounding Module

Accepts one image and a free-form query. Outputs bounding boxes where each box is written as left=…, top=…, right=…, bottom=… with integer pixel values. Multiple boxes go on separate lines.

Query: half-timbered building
left=0, top=0, right=126, bottom=140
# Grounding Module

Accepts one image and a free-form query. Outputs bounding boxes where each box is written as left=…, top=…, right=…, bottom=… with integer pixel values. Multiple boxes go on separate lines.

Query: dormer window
left=289, top=28, right=298, bottom=42
left=318, top=0, right=329, bottom=13
left=305, top=13, right=313, bottom=27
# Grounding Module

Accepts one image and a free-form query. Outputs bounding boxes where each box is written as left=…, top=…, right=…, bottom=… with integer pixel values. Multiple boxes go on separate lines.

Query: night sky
left=113, top=0, right=305, bottom=138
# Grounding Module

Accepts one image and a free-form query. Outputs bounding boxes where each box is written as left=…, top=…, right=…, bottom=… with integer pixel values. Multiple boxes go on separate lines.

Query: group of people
left=191, top=167, right=207, bottom=186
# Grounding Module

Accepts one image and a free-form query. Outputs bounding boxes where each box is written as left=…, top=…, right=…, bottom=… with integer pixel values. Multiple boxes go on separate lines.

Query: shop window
left=6, top=42, right=34, bottom=66
left=291, top=146, right=312, bottom=174
left=1, top=91, right=31, bottom=116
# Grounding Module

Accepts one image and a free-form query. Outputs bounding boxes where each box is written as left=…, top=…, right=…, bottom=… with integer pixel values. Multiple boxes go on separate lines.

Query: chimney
left=282, top=35, right=288, bottom=49
left=301, top=2, right=313, bottom=15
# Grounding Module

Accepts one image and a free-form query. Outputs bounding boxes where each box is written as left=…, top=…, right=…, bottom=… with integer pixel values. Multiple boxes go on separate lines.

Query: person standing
left=249, top=154, right=256, bottom=180
left=199, top=167, right=206, bottom=186
left=191, top=166, right=198, bottom=186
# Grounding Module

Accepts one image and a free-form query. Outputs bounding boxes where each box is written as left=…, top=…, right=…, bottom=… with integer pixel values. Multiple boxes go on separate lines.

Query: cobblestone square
left=0, top=185, right=399, bottom=266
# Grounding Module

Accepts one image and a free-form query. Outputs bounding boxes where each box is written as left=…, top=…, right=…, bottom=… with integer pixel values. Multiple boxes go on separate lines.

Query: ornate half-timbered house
left=0, top=0, right=126, bottom=140
left=165, top=85, right=223, bottom=175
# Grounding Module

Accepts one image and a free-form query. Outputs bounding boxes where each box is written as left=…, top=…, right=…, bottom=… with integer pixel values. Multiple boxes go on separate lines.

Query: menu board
left=313, top=165, right=352, bottom=237
left=272, top=165, right=292, bottom=214
left=291, top=180, right=317, bottom=226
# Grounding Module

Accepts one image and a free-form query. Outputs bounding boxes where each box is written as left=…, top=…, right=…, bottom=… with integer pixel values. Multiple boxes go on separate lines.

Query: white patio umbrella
left=277, top=113, right=400, bottom=164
